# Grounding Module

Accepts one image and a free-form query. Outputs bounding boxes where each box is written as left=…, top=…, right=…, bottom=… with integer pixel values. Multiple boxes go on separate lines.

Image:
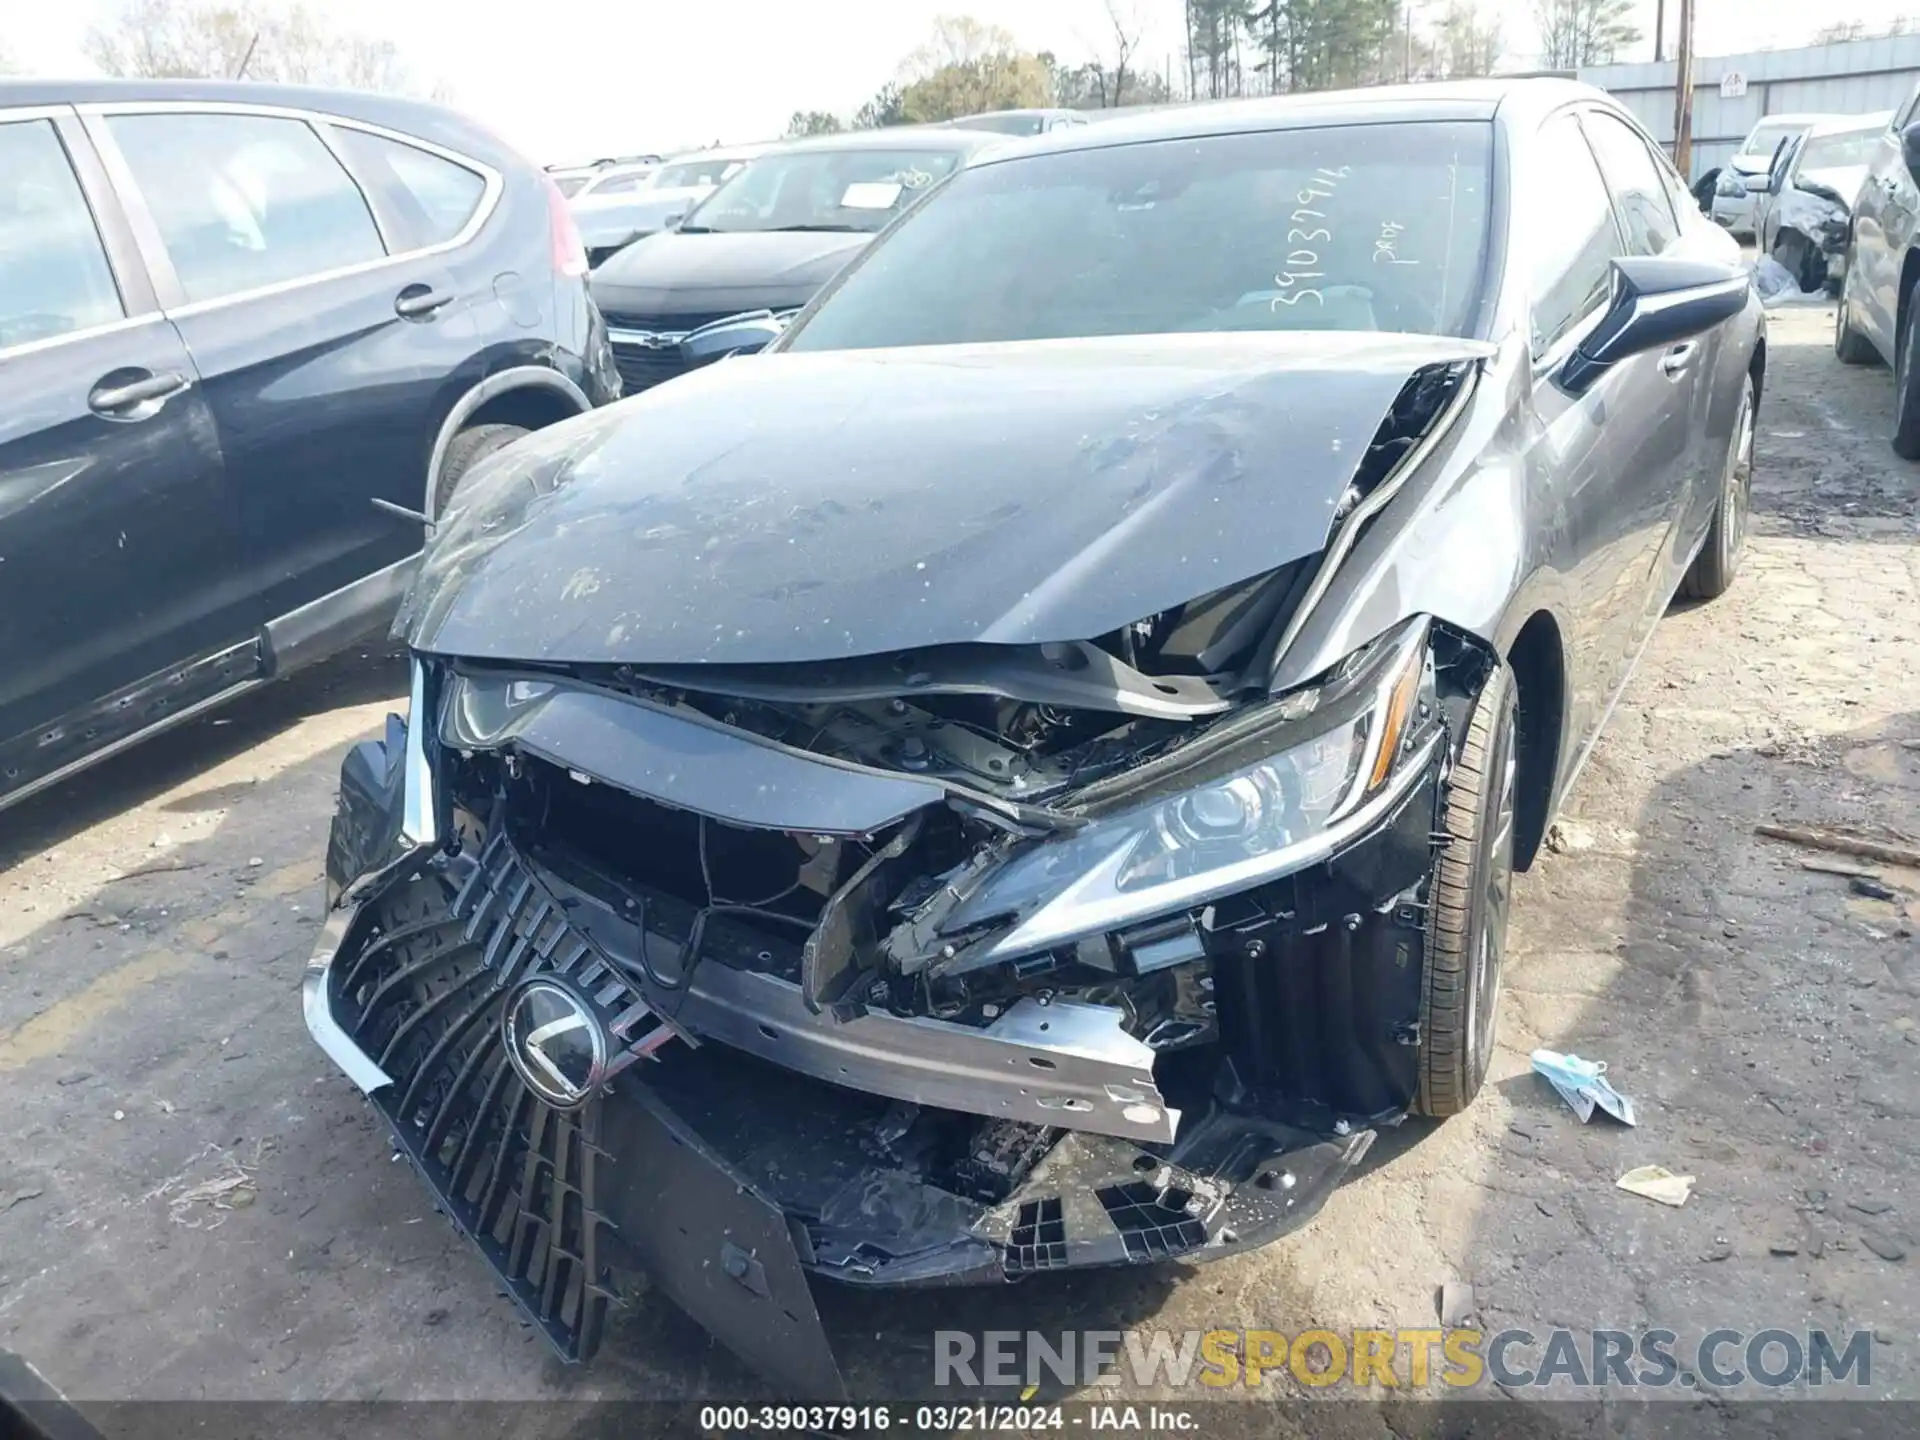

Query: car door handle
left=1659, top=342, right=1698, bottom=378
left=87, top=370, right=188, bottom=416
left=394, top=286, right=454, bottom=319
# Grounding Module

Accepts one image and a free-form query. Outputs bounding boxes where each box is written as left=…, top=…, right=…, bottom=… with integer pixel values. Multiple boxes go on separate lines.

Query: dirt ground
left=1, top=304, right=1915, bottom=1424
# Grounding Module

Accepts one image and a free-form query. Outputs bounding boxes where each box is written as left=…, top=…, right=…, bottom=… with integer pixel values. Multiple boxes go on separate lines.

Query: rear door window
left=107, top=111, right=386, bottom=304
left=332, top=127, right=489, bottom=251
left=0, top=119, right=125, bottom=348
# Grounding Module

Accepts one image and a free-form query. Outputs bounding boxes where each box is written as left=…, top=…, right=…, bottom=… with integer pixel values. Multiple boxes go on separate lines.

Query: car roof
left=950, top=108, right=1079, bottom=121
left=958, top=78, right=1610, bottom=166
left=1803, top=111, right=1892, bottom=136
left=762, top=126, right=1007, bottom=156
left=656, top=144, right=775, bottom=165
left=0, top=76, right=515, bottom=166
left=1745, top=113, right=1844, bottom=131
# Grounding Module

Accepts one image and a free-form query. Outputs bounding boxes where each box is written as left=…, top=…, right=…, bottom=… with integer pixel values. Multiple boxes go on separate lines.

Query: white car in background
left=1710, top=112, right=1844, bottom=236
left=572, top=145, right=770, bottom=265
left=565, top=161, right=658, bottom=200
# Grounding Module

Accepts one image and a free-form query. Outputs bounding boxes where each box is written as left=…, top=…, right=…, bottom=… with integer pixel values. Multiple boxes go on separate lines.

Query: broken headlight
left=947, top=617, right=1439, bottom=961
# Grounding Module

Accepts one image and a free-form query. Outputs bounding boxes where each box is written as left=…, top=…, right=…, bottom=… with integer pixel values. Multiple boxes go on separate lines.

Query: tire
left=1896, top=278, right=1920, bottom=460
left=1679, top=372, right=1756, bottom=602
left=432, top=422, right=530, bottom=519
left=1415, top=664, right=1518, bottom=1119
left=1835, top=281, right=1878, bottom=364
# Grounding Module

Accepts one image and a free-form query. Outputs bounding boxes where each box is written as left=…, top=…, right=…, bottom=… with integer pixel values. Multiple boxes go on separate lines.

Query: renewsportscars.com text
left=935, top=1327, right=1875, bottom=1391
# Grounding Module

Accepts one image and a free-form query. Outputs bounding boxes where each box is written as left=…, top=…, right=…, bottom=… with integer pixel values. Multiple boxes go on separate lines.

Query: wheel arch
left=1503, top=609, right=1566, bottom=874
left=424, top=367, right=591, bottom=518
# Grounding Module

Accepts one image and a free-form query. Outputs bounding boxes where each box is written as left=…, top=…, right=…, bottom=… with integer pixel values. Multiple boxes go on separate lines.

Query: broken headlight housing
left=947, top=617, right=1439, bottom=962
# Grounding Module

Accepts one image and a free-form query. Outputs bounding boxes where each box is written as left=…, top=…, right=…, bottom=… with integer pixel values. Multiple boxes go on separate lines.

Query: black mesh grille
left=1096, top=1181, right=1209, bottom=1261
left=1006, top=1196, right=1068, bottom=1273
left=610, top=346, right=691, bottom=395
left=329, top=834, right=671, bottom=1361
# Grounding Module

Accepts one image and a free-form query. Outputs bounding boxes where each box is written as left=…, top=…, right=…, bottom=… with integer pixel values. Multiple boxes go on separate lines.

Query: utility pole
left=1672, top=0, right=1696, bottom=178
left=1654, top=0, right=1666, bottom=62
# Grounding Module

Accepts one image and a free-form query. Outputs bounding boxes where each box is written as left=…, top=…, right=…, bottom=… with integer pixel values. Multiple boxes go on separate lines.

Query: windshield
left=1798, top=128, right=1882, bottom=171
left=784, top=121, right=1491, bottom=351
left=956, top=113, right=1049, bottom=135
left=682, top=148, right=965, bottom=234
left=1743, top=122, right=1804, bottom=159
left=654, top=157, right=748, bottom=189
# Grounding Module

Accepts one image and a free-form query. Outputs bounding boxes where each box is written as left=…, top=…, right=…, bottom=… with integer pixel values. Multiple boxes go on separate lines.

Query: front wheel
left=432, top=422, right=531, bottom=520
left=1416, top=664, right=1517, bottom=1118
left=1679, top=373, right=1755, bottom=602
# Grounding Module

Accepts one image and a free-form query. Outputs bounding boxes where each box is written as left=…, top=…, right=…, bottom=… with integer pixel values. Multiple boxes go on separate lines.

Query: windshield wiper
left=675, top=224, right=713, bottom=234
left=765, top=223, right=868, bottom=233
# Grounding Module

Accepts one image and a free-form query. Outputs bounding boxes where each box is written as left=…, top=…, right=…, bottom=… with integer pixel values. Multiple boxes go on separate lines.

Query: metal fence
left=1581, top=34, right=1920, bottom=179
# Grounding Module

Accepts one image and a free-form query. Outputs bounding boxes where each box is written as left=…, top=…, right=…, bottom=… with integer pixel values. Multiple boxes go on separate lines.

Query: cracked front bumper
left=303, top=717, right=1385, bottom=1385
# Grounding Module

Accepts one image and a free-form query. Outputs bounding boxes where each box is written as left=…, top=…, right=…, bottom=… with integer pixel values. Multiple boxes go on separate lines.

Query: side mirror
left=1903, top=120, right=1920, bottom=177
left=1559, top=257, right=1749, bottom=396
left=679, top=309, right=786, bottom=366
left=1742, top=171, right=1771, bottom=193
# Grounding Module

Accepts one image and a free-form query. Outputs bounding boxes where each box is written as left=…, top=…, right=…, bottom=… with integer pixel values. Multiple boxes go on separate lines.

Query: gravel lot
left=1, top=304, right=1915, bottom=1422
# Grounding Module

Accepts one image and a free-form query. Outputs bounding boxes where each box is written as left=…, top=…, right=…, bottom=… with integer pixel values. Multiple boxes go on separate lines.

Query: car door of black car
left=1522, top=110, right=1689, bottom=757
left=84, top=104, right=494, bottom=633
left=0, top=109, right=247, bottom=802
left=1580, top=109, right=1724, bottom=603
left=1851, top=88, right=1920, bottom=361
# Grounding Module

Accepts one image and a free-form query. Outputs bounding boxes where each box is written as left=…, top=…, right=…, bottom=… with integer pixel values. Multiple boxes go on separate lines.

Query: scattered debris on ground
left=1617, top=1166, right=1696, bottom=1208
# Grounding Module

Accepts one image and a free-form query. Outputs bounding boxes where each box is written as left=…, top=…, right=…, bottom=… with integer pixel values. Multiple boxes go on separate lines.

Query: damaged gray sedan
left=303, top=79, right=1763, bottom=1397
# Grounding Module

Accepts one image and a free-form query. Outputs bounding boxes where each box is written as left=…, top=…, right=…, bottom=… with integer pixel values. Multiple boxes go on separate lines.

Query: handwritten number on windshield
left=1274, top=166, right=1349, bottom=310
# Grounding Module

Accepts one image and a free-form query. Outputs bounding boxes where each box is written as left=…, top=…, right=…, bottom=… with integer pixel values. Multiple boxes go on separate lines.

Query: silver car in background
left=1710, top=111, right=1842, bottom=236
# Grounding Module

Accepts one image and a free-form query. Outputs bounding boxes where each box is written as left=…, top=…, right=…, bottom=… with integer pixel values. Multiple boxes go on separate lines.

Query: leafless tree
left=1096, top=0, right=1143, bottom=107
left=1437, top=0, right=1503, bottom=76
left=1532, top=0, right=1639, bottom=69
left=84, top=0, right=435, bottom=95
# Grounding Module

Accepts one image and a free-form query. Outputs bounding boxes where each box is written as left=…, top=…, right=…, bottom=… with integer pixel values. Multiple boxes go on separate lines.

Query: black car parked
left=0, top=80, right=620, bottom=811
left=588, top=127, right=1002, bottom=394
left=307, top=80, right=1761, bottom=1395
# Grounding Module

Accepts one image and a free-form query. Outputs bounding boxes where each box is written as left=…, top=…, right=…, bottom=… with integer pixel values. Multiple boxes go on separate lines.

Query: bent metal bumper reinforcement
left=314, top=831, right=1179, bottom=1144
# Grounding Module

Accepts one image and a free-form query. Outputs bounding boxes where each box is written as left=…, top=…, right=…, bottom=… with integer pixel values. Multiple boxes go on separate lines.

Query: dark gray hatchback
left=0, top=79, right=619, bottom=811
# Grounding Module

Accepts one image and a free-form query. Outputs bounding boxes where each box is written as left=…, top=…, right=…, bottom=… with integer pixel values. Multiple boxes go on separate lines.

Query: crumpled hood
left=1796, top=164, right=1869, bottom=209
left=402, top=331, right=1493, bottom=667
left=588, top=228, right=871, bottom=318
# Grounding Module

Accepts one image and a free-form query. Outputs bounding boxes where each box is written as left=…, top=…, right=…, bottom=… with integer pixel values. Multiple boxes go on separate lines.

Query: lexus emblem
left=503, top=978, right=608, bottom=1109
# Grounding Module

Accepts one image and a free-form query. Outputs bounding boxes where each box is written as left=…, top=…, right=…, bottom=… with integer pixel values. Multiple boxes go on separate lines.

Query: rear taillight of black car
left=546, top=178, right=589, bottom=279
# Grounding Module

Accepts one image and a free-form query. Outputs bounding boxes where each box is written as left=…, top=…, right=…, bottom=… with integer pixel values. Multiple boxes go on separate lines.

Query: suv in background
left=0, top=79, right=620, bottom=812
left=1837, top=81, right=1920, bottom=456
